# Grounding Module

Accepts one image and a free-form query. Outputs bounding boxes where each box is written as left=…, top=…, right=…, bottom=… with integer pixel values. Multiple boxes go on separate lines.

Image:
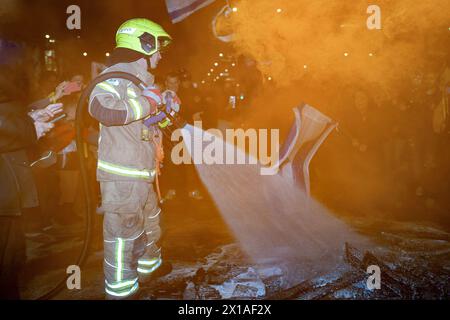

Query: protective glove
left=143, top=109, right=172, bottom=128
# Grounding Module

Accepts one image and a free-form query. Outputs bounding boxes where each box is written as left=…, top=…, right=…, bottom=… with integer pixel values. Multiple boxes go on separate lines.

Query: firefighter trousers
left=100, top=180, right=162, bottom=299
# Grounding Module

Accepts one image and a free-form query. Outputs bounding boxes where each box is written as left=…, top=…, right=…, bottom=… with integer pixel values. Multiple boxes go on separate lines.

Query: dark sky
left=1, top=0, right=234, bottom=80
left=2, top=1, right=170, bottom=44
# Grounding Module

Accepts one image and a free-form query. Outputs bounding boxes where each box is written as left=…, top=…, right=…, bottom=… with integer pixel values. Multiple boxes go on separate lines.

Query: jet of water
left=180, top=124, right=371, bottom=284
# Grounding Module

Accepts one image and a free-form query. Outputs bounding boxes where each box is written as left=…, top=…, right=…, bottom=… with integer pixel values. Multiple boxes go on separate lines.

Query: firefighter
left=88, top=18, right=173, bottom=299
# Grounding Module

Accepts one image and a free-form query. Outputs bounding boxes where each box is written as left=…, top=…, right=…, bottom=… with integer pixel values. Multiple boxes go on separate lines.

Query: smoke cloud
left=224, top=1, right=450, bottom=226
left=229, top=0, right=449, bottom=93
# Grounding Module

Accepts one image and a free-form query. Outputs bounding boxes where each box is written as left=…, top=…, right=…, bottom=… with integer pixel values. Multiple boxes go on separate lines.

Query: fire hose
left=38, top=71, right=185, bottom=299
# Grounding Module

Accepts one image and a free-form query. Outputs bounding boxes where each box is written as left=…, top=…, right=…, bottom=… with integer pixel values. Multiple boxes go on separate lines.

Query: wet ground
left=20, top=187, right=450, bottom=300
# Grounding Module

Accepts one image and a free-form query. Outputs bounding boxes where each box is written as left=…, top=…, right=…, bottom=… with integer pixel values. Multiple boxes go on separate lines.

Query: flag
left=165, top=0, right=216, bottom=23
left=277, top=104, right=337, bottom=196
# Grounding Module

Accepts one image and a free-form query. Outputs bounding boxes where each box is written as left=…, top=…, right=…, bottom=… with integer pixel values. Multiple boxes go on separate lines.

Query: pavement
left=19, top=186, right=450, bottom=300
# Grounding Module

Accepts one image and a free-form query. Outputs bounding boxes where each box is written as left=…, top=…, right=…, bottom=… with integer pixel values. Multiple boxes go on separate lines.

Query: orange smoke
left=229, top=0, right=449, bottom=93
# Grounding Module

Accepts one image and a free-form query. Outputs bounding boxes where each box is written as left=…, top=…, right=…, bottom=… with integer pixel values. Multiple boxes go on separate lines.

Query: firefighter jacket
left=88, top=60, right=159, bottom=182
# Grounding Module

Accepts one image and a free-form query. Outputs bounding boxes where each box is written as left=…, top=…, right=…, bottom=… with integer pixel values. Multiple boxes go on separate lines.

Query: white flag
left=165, top=0, right=216, bottom=23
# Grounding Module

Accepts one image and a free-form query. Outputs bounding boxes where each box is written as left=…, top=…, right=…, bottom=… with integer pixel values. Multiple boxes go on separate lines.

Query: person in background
left=175, top=69, right=203, bottom=200
left=160, top=72, right=181, bottom=201
left=235, top=55, right=263, bottom=110
left=164, top=71, right=180, bottom=96
left=0, top=61, right=61, bottom=299
left=27, top=74, right=85, bottom=232
left=28, top=79, right=69, bottom=110
left=178, top=69, right=204, bottom=124
left=39, top=74, right=85, bottom=227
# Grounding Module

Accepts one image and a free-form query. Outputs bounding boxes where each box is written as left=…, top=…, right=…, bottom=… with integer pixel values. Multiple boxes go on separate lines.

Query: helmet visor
left=139, top=32, right=157, bottom=54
